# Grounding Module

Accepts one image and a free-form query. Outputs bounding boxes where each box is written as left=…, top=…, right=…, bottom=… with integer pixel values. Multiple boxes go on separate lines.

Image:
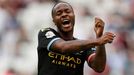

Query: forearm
left=89, top=45, right=106, bottom=73
left=51, top=39, right=99, bottom=53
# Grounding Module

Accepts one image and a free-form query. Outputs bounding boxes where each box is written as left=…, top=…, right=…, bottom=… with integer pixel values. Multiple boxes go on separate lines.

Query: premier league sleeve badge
left=45, top=31, right=55, bottom=38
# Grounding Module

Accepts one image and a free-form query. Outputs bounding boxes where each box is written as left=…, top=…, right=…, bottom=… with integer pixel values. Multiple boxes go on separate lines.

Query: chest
left=47, top=51, right=86, bottom=69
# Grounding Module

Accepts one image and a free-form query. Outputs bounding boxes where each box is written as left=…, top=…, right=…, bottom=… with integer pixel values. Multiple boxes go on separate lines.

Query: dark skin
left=51, top=2, right=115, bottom=73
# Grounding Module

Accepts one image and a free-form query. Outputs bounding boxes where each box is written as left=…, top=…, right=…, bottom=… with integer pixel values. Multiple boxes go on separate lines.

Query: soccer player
left=37, top=1, right=115, bottom=75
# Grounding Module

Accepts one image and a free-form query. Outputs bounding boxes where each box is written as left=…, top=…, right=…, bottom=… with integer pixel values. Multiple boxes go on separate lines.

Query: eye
left=65, top=9, right=71, bottom=13
left=56, top=11, right=62, bottom=16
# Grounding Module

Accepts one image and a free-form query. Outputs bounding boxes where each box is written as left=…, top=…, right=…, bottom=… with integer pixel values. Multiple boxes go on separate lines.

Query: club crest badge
left=45, top=31, right=55, bottom=38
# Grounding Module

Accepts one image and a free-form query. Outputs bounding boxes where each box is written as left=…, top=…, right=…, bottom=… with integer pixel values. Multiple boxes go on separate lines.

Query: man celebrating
left=37, top=1, right=115, bottom=75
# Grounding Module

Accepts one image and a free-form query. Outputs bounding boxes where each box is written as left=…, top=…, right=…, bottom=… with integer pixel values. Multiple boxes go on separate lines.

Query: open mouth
left=62, top=19, right=71, bottom=25
left=62, top=19, right=71, bottom=27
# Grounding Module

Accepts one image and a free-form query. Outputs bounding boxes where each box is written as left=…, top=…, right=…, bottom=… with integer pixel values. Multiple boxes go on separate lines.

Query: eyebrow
left=55, top=7, right=69, bottom=12
left=52, top=2, right=73, bottom=17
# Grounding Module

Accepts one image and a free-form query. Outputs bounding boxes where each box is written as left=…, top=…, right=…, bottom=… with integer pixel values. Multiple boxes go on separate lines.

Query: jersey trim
left=88, top=53, right=96, bottom=64
left=47, top=38, right=60, bottom=51
left=91, top=47, right=96, bottom=51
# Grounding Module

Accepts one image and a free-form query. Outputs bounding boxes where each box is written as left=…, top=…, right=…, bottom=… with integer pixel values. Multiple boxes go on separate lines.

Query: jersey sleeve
left=38, top=28, right=60, bottom=51
left=84, top=47, right=96, bottom=67
left=85, top=48, right=96, bottom=61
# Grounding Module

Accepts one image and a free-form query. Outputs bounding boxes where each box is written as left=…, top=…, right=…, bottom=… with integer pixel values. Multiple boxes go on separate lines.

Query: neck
left=58, top=31, right=74, bottom=41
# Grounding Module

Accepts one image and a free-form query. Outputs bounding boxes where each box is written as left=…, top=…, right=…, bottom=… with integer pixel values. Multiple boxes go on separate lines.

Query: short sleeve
left=38, top=28, right=60, bottom=51
left=85, top=47, right=96, bottom=60
left=84, top=47, right=96, bottom=67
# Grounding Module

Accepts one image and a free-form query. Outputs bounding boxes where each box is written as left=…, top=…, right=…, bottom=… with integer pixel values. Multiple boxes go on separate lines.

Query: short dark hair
left=51, top=1, right=73, bottom=17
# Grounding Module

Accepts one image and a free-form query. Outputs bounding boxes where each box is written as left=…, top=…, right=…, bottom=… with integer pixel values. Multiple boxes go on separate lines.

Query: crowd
left=0, top=0, right=134, bottom=75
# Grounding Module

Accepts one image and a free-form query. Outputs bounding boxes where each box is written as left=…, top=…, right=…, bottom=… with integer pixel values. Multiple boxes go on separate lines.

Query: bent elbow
left=94, top=68, right=105, bottom=73
left=91, top=64, right=105, bottom=73
left=93, top=66, right=105, bottom=73
left=90, top=61, right=106, bottom=73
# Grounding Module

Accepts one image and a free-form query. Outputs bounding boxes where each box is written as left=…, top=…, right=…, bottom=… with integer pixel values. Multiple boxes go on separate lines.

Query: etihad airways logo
left=48, top=52, right=82, bottom=68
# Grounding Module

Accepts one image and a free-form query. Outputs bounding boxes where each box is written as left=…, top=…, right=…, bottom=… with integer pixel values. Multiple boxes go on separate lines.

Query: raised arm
left=87, top=17, right=115, bottom=73
left=50, top=18, right=115, bottom=54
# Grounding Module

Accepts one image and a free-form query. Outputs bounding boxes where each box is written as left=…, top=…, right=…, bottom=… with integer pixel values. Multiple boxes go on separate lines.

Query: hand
left=97, top=32, right=116, bottom=45
left=94, top=17, right=105, bottom=38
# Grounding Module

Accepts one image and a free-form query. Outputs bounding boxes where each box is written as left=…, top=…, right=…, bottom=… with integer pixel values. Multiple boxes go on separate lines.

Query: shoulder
left=38, top=28, right=56, bottom=34
left=39, top=28, right=56, bottom=33
left=38, top=27, right=58, bottom=38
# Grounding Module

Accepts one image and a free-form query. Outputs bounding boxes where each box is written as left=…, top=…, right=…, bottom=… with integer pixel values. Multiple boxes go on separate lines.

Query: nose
left=61, top=12, right=67, bottom=18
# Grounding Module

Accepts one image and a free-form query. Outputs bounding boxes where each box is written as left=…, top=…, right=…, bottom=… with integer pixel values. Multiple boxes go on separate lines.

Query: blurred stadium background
left=0, top=0, right=134, bottom=75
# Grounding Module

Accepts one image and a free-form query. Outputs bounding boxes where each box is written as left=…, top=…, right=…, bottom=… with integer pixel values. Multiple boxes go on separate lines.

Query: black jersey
left=37, top=28, right=95, bottom=75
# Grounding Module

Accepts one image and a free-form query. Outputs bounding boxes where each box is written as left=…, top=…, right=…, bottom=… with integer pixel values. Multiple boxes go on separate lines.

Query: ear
left=53, top=19, right=54, bottom=23
left=52, top=19, right=56, bottom=25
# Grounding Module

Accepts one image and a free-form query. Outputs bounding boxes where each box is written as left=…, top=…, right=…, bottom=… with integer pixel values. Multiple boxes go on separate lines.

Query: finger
left=104, top=32, right=116, bottom=37
left=95, top=22, right=99, bottom=27
left=106, top=35, right=115, bottom=42
left=95, top=17, right=99, bottom=21
left=108, top=41, right=113, bottom=43
left=107, top=36, right=114, bottom=43
left=95, top=17, right=104, bottom=24
left=95, top=23, right=104, bottom=29
left=107, top=34, right=115, bottom=38
left=95, top=17, right=101, bottom=22
left=108, top=38, right=114, bottom=43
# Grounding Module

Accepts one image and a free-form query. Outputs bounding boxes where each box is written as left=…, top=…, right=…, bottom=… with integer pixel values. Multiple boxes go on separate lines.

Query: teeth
left=63, top=19, right=69, bottom=22
left=62, top=19, right=70, bottom=25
